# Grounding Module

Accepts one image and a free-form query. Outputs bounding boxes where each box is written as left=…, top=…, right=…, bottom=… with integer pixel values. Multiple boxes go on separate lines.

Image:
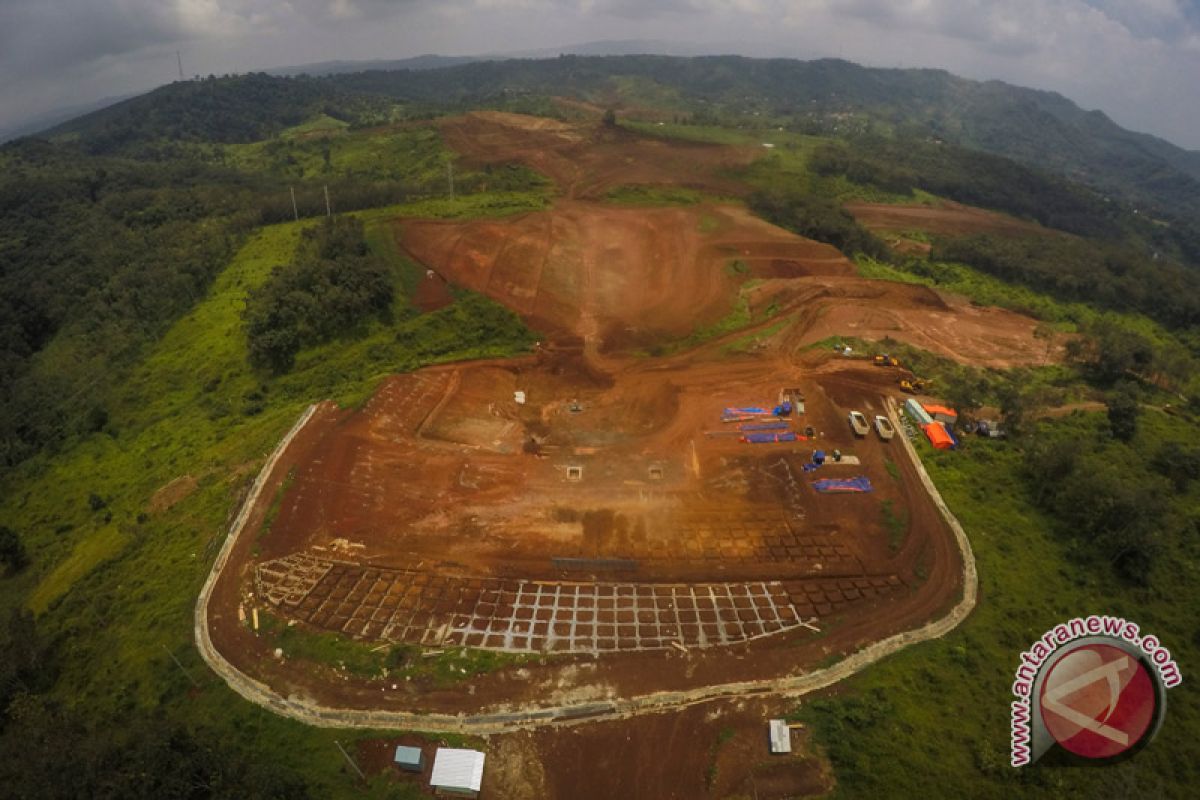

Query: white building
left=430, top=748, right=486, bottom=798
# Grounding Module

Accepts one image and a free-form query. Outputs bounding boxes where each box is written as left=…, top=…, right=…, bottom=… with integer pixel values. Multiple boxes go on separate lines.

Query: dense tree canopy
left=243, top=216, right=394, bottom=373
left=747, top=188, right=890, bottom=261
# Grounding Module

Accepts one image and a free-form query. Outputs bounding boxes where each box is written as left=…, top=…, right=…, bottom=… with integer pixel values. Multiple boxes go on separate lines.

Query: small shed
left=904, top=398, right=933, bottom=425
left=922, top=404, right=958, bottom=425
left=768, top=719, right=792, bottom=754
left=430, top=748, right=485, bottom=798
left=393, top=745, right=424, bottom=773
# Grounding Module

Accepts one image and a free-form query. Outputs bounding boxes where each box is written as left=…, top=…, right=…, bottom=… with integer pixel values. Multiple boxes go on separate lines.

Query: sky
left=2, top=0, right=1199, bottom=149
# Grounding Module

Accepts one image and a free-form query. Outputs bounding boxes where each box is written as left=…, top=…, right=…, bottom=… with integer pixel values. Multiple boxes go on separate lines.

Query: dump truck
left=874, top=415, right=896, bottom=441
left=848, top=411, right=870, bottom=437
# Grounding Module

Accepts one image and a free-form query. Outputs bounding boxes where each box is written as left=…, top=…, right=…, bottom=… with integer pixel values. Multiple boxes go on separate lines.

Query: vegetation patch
left=603, top=184, right=704, bottom=206
left=880, top=499, right=908, bottom=553
left=244, top=216, right=394, bottom=373
left=0, top=206, right=539, bottom=796
left=796, top=405, right=1200, bottom=796
left=263, top=611, right=535, bottom=687
left=749, top=188, right=891, bottom=261
left=27, top=525, right=129, bottom=614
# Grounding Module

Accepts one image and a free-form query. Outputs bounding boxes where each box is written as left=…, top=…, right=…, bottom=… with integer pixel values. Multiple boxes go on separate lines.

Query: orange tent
left=922, top=404, right=958, bottom=421
left=922, top=422, right=955, bottom=450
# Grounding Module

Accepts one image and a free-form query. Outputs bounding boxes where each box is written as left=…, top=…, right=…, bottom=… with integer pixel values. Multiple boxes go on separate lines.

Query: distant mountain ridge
left=265, top=54, right=483, bottom=77
left=35, top=52, right=1200, bottom=245
left=0, top=91, right=140, bottom=144
left=263, top=39, right=716, bottom=76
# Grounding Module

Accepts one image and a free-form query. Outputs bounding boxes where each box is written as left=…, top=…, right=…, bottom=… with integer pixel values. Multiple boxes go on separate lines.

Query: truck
left=848, top=411, right=870, bottom=437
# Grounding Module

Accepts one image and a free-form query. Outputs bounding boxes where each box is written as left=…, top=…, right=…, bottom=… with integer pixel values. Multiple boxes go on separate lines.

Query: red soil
left=399, top=202, right=853, bottom=347
left=440, top=111, right=757, bottom=199
left=845, top=199, right=1054, bottom=238
left=204, top=111, right=1062, bottom=761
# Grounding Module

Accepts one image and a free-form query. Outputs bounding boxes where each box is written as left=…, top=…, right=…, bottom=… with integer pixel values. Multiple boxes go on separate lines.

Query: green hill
left=44, top=56, right=1200, bottom=262
left=2, top=53, right=1198, bottom=799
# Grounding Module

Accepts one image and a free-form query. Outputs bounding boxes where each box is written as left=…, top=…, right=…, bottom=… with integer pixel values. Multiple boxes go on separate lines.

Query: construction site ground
left=200, top=111, right=1062, bottom=791
left=356, top=696, right=832, bottom=800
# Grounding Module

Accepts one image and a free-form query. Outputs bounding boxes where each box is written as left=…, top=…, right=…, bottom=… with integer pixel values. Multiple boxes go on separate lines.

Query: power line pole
left=447, top=160, right=455, bottom=200
left=176, top=51, right=184, bottom=81
left=324, top=184, right=332, bottom=218
left=289, top=186, right=299, bottom=221
left=333, top=740, right=366, bottom=781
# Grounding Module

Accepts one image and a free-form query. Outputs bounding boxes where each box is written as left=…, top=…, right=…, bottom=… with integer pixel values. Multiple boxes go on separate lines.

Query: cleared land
left=204, top=111, right=1059, bottom=720
left=439, top=111, right=757, bottom=200
left=844, top=199, right=1054, bottom=238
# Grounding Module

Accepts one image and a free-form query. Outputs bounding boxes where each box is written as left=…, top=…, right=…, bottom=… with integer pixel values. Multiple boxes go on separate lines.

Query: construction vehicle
left=898, top=377, right=932, bottom=394
left=873, top=354, right=900, bottom=368
left=848, top=411, right=870, bottom=437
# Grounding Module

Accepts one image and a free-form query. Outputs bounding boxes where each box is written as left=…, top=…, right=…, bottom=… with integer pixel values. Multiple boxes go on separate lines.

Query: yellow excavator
left=873, top=354, right=901, bottom=368
left=898, top=376, right=932, bottom=393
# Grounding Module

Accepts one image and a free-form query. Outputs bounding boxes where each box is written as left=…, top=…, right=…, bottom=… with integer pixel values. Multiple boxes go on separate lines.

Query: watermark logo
left=1010, top=616, right=1181, bottom=766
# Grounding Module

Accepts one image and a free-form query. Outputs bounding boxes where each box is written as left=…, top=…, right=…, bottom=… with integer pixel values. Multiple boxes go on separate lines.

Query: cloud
left=0, top=0, right=1197, bottom=148
left=0, top=1, right=264, bottom=78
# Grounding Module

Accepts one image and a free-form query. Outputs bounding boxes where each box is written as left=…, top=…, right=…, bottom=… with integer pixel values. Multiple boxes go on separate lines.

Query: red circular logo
left=1039, top=642, right=1157, bottom=759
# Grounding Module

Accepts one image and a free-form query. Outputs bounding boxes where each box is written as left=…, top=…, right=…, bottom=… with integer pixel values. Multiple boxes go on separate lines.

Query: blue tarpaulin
left=725, top=406, right=768, bottom=415
left=812, top=476, right=873, bottom=493
left=739, top=421, right=790, bottom=432
left=742, top=432, right=798, bottom=444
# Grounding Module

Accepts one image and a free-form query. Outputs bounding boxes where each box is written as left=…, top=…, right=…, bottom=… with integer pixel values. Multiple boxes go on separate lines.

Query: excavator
left=898, top=376, right=932, bottom=394
left=873, top=353, right=901, bottom=368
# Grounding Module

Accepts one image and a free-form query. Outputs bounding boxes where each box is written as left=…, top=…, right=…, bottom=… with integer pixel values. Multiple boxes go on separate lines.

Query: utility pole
left=334, top=740, right=366, bottom=781
left=176, top=51, right=184, bottom=81
left=447, top=160, right=455, bottom=200
left=324, top=184, right=332, bottom=218
left=162, top=644, right=199, bottom=688
left=289, top=186, right=299, bottom=221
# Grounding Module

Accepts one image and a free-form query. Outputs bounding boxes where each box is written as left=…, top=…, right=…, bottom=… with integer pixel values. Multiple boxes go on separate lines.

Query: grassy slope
left=224, top=125, right=449, bottom=182
left=0, top=197, right=539, bottom=798
left=855, top=255, right=1185, bottom=350
left=623, top=120, right=919, bottom=205
left=796, top=411, right=1200, bottom=797
left=5, top=112, right=1197, bottom=797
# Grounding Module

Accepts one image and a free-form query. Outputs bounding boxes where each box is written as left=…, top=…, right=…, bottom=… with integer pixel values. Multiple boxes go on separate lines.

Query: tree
left=1076, top=320, right=1157, bottom=385
left=996, top=371, right=1044, bottom=440
left=0, top=698, right=313, bottom=799
left=243, top=216, right=393, bottom=374
left=1150, top=442, right=1200, bottom=492
left=941, top=368, right=987, bottom=423
left=0, top=608, right=51, bottom=719
left=1049, top=454, right=1168, bottom=584
left=0, top=527, right=26, bottom=575
left=1106, top=382, right=1139, bottom=442
left=1024, top=436, right=1083, bottom=507
left=602, top=108, right=617, bottom=127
